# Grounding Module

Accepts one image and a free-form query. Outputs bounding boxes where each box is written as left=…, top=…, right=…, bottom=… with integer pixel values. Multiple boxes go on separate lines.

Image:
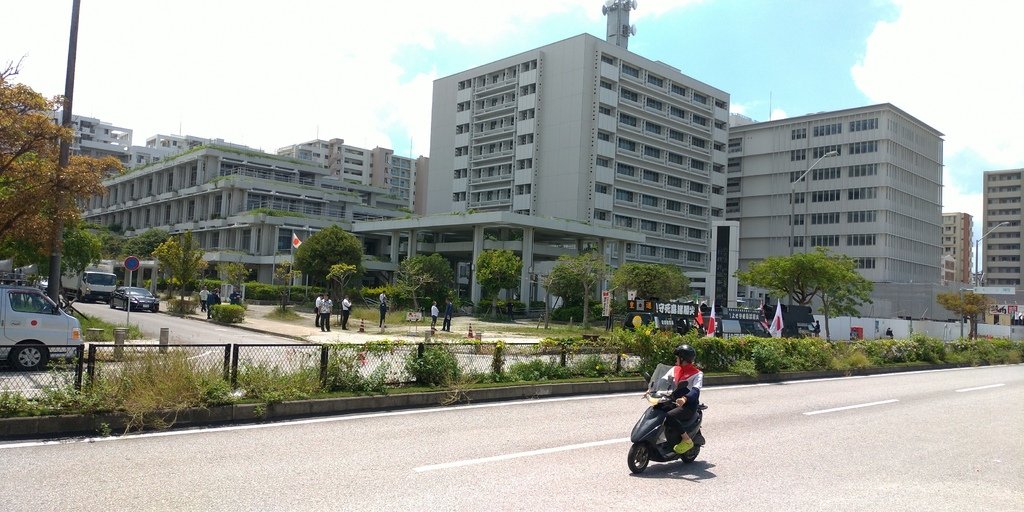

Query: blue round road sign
left=124, top=256, right=141, bottom=272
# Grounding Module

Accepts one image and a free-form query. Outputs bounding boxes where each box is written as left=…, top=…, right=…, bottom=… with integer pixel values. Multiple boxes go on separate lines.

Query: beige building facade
left=941, top=211, right=972, bottom=284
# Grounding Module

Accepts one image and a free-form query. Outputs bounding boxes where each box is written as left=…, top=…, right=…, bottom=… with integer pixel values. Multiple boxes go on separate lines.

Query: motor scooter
left=627, top=363, right=706, bottom=474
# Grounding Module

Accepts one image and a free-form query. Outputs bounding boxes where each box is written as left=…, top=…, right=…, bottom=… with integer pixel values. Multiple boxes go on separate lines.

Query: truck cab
left=61, top=267, right=118, bottom=303
left=0, top=285, right=82, bottom=371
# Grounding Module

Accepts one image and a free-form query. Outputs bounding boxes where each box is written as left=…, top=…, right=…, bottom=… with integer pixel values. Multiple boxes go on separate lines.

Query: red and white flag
left=291, top=232, right=302, bottom=249
left=704, top=301, right=717, bottom=336
left=768, top=301, right=784, bottom=338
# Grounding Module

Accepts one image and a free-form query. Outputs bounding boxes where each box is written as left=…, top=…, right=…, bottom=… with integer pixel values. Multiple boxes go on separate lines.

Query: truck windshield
left=84, top=273, right=116, bottom=286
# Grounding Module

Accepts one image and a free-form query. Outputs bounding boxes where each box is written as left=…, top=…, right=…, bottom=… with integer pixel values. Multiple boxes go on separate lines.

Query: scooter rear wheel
left=627, top=442, right=650, bottom=474
left=680, top=446, right=700, bottom=464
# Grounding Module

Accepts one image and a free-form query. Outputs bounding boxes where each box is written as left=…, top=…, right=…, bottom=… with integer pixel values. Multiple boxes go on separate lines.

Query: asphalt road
left=1, top=365, right=1020, bottom=511
left=74, top=302, right=299, bottom=345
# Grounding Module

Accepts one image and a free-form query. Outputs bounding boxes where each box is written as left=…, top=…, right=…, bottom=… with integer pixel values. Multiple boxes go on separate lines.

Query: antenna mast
left=602, top=0, right=637, bottom=49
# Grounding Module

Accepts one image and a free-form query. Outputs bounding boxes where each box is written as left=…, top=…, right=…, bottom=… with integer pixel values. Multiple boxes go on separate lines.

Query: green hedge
left=210, top=304, right=245, bottom=323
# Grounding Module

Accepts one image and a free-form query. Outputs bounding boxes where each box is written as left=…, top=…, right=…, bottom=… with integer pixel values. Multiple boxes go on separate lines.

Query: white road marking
left=803, top=399, right=899, bottom=416
left=955, top=383, right=1005, bottom=393
left=413, top=438, right=629, bottom=473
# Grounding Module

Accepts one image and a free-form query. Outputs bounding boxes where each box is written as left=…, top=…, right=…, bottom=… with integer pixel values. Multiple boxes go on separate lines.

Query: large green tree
left=737, top=247, right=873, bottom=339
left=937, top=291, right=991, bottom=339
left=153, top=230, right=207, bottom=304
left=396, top=253, right=453, bottom=310
left=548, top=252, right=610, bottom=328
left=475, top=249, right=522, bottom=318
left=611, top=262, right=689, bottom=300
left=292, top=225, right=363, bottom=287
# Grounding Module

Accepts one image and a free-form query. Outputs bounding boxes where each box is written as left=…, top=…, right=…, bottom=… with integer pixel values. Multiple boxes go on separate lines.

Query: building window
left=645, top=97, right=663, bottom=111
left=811, top=212, right=840, bottom=224
left=642, top=169, right=660, bottom=183
left=791, top=128, right=807, bottom=140
left=849, top=140, right=878, bottom=154
left=641, top=194, right=659, bottom=207
left=692, top=114, right=708, bottom=127
left=643, top=146, right=662, bottom=159
left=615, top=189, right=635, bottom=202
left=647, top=74, right=664, bottom=87
left=693, top=93, right=708, bottom=105
left=669, top=129, right=685, bottom=143
left=847, top=234, right=877, bottom=246
left=614, top=215, right=634, bottom=228
left=640, top=245, right=658, bottom=257
left=791, top=149, right=807, bottom=161
left=666, top=200, right=681, bottom=212
left=850, top=118, right=878, bottom=132
left=810, top=235, right=839, bottom=247
left=645, top=122, right=663, bottom=135
left=847, top=210, right=877, bottom=223
left=671, top=84, right=687, bottom=96
left=621, top=63, right=640, bottom=78
left=812, top=167, right=841, bottom=180
left=855, top=257, right=876, bottom=269
left=596, top=156, right=611, bottom=168
left=616, top=163, right=636, bottom=177
left=665, top=224, right=680, bottom=235
left=812, top=123, right=842, bottom=137
left=811, top=190, right=841, bottom=203
left=813, top=145, right=841, bottom=158
left=666, top=176, right=683, bottom=188
left=618, top=138, right=637, bottom=152
left=620, top=88, right=639, bottom=102
left=599, top=105, right=612, bottom=116
left=595, top=183, right=609, bottom=194
left=641, top=219, right=659, bottom=232
left=598, top=131, right=612, bottom=141
left=849, top=164, right=878, bottom=177
left=619, top=112, right=638, bottom=127
left=848, top=187, right=877, bottom=200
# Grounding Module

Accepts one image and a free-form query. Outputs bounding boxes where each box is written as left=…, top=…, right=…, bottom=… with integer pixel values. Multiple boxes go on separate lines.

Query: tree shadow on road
left=629, top=460, right=717, bottom=481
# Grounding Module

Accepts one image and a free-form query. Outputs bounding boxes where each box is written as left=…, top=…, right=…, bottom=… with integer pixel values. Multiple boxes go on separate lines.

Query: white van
left=0, top=285, right=82, bottom=371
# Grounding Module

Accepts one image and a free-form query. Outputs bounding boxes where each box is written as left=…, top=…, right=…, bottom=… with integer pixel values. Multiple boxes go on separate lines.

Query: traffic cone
left=468, top=323, right=474, bottom=339
left=358, top=318, right=365, bottom=333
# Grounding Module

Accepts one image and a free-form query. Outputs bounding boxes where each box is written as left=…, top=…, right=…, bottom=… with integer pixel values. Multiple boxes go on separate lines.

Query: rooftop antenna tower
left=602, top=0, right=637, bottom=49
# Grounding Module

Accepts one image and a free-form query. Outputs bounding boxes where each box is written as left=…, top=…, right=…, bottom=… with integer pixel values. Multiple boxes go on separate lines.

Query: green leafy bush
left=549, top=303, right=604, bottom=322
left=728, top=359, right=758, bottom=377
left=235, top=363, right=320, bottom=404
left=405, top=345, right=461, bottom=387
left=167, top=298, right=198, bottom=316
left=210, top=304, right=245, bottom=323
left=324, top=347, right=388, bottom=394
left=506, top=358, right=570, bottom=381
left=569, top=354, right=615, bottom=377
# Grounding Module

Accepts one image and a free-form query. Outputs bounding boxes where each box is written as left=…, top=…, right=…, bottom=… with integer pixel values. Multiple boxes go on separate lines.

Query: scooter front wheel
left=627, top=442, right=651, bottom=474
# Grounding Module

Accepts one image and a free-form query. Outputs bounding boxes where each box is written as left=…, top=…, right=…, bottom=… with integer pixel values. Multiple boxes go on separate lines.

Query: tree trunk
left=581, top=284, right=591, bottom=328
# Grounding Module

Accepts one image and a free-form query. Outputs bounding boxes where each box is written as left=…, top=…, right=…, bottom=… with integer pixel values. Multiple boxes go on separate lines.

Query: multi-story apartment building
left=426, top=32, right=730, bottom=298
left=941, top=211, right=972, bottom=284
left=128, top=134, right=250, bottom=169
left=724, top=104, right=960, bottom=318
left=278, top=139, right=425, bottom=212
left=51, top=111, right=132, bottom=167
left=727, top=104, right=944, bottom=287
left=82, top=145, right=406, bottom=281
left=981, top=169, right=1023, bottom=286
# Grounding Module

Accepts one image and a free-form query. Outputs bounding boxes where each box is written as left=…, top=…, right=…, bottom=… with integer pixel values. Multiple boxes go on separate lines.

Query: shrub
left=506, top=358, right=570, bottom=381
left=750, top=341, right=786, bottom=373
left=728, top=359, right=758, bottom=377
left=235, top=363, right=321, bottom=404
left=405, top=345, right=461, bottom=387
left=324, top=347, right=388, bottom=394
left=569, top=354, right=615, bottom=378
left=167, top=298, right=198, bottom=316
left=550, top=303, right=604, bottom=323
left=210, top=304, right=245, bottom=323
left=614, top=324, right=689, bottom=374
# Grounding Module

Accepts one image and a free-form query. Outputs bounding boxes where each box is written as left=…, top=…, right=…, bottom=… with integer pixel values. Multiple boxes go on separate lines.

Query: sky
left=3, top=0, right=1022, bottom=241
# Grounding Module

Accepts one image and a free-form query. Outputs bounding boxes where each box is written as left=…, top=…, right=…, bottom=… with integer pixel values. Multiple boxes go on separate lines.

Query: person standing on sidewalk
left=442, top=299, right=453, bottom=332
left=430, top=301, right=439, bottom=330
left=341, top=295, right=352, bottom=330
left=378, top=292, right=388, bottom=328
left=319, top=296, right=333, bottom=332
left=314, top=293, right=324, bottom=328
left=199, top=286, right=209, bottom=313
left=207, top=289, right=221, bottom=319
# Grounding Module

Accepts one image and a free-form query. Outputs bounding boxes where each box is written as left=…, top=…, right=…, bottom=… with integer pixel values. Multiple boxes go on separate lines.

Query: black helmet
left=674, top=344, right=696, bottom=363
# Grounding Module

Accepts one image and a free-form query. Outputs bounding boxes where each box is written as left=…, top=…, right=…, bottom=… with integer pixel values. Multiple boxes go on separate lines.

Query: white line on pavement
left=803, top=399, right=899, bottom=416
left=955, top=383, right=1005, bottom=393
left=413, top=438, right=629, bottom=473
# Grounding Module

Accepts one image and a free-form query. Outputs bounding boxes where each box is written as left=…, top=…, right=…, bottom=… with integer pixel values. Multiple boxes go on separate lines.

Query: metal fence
left=0, top=342, right=641, bottom=397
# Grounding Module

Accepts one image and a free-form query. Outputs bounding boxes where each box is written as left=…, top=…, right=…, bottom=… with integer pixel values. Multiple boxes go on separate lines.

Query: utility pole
left=47, top=0, right=81, bottom=303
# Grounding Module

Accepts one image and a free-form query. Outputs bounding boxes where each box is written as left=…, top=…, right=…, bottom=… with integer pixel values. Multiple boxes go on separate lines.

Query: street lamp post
left=788, top=150, right=838, bottom=256
left=974, top=221, right=1010, bottom=287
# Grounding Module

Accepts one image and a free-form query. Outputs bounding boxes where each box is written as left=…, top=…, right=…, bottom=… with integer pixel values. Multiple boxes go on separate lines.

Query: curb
left=0, top=363, right=985, bottom=440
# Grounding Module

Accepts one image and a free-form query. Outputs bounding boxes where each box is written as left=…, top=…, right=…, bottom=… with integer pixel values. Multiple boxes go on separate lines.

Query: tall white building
left=51, top=111, right=132, bottom=167
left=981, top=169, right=1023, bottom=287
left=726, top=104, right=944, bottom=298
left=426, top=32, right=730, bottom=297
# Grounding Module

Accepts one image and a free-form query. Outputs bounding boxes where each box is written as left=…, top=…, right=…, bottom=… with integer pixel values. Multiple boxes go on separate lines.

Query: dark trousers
left=320, top=312, right=331, bottom=331
left=431, top=315, right=437, bottom=329
left=200, top=298, right=207, bottom=312
left=341, top=310, right=350, bottom=329
left=442, top=316, right=451, bottom=331
left=315, top=307, right=321, bottom=327
left=665, top=405, right=697, bottom=445
left=379, top=308, right=387, bottom=328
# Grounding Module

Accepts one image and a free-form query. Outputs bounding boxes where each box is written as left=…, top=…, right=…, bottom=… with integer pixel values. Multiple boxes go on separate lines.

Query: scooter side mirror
left=641, top=372, right=651, bottom=382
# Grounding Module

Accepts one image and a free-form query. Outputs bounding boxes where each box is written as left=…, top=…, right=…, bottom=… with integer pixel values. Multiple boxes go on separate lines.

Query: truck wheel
left=10, top=344, right=49, bottom=371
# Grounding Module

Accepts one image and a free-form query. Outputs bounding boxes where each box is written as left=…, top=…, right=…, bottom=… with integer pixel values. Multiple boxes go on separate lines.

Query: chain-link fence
left=0, top=341, right=641, bottom=397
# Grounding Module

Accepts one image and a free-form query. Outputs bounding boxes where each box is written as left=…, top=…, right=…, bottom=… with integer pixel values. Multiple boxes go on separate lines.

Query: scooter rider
left=666, top=344, right=703, bottom=454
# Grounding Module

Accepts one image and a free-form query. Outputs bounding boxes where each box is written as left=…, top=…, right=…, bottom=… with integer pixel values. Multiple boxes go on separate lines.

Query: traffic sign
left=124, top=256, right=141, bottom=272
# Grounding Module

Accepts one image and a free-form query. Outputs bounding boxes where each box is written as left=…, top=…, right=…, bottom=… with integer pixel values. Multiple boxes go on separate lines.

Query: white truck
left=61, top=264, right=118, bottom=303
left=0, top=285, right=82, bottom=371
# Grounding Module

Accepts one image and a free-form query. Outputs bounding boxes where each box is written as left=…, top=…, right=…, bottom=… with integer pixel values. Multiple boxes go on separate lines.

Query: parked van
left=0, top=285, right=82, bottom=371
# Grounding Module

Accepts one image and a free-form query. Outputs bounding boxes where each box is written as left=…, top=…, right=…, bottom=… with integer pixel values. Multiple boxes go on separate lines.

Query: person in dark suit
left=442, top=299, right=454, bottom=332
left=207, top=290, right=221, bottom=319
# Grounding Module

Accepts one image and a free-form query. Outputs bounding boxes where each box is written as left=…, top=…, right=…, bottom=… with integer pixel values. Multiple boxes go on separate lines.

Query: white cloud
left=853, top=0, right=1024, bottom=169
left=769, top=108, right=789, bottom=121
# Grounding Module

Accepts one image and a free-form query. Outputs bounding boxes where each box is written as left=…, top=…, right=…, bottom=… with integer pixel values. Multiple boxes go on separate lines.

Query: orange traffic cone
left=358, top=318, right=365, bottom=333
left=467, top=323, right=474, bottom=339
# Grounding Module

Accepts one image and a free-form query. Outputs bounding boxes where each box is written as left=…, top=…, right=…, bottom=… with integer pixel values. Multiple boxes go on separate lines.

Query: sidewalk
left=191, top=304, right=550, bottom=345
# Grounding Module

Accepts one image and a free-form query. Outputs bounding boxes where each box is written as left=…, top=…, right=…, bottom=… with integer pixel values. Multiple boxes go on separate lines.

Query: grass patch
left=263, top=307, right=304, bottom=323
left=76, top=312, right=144, bottom=341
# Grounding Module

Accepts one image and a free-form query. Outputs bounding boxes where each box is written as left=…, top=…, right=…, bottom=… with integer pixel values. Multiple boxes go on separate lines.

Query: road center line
left=413, top=438, right=629, bottom=473
left=803, top=399, right=898, bottom=416
left=955, top=383, right=1005, bottom=393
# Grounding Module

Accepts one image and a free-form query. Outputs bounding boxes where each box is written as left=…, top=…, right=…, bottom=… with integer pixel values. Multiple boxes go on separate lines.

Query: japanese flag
left=705, top=301, right=716, bottom=336
left=291, top=232, right=302, bottom=249
left=768, top=301, right=784, bottom=338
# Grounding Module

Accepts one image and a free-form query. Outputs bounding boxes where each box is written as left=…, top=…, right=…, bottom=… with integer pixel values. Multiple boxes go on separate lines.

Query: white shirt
left=315, top=296, right=323, bottom=309
left=431, top=304, right=439, bottom=317
left=379, top=293, right=387, bottom=305
left=199, top=289, right=209, bottom=300
left=342, top=298, right=352, bottom=311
